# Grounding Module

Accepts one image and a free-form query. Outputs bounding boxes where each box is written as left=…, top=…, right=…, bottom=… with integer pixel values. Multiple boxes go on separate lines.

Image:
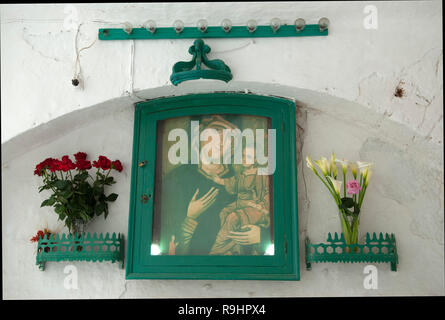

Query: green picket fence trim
left=305, top=232, right=398, bottom=271
left=36, top=232, right=125, bottom=271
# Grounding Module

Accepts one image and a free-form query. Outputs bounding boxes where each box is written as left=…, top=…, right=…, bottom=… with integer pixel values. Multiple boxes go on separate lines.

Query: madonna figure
left=154, top=115, right=272, bottom=255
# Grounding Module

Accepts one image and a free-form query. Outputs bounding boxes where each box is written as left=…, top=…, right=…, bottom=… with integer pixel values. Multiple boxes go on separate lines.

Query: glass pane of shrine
left=151, top=114, right=274, bottom=256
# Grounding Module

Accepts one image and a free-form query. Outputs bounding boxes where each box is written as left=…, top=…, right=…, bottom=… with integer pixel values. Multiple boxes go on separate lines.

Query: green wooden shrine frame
left=126, top=93, right=299, bottom=280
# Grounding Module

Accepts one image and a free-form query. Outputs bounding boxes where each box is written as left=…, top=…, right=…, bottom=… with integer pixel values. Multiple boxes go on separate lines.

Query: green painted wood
left=98, top=24, right=328, bottom=40
left=126, top=93, right=299, bottom=280
left=305, top=232, right=398, bottom=271
left=170, top=39, right=232, bottom=86
left=36, top=233, right=124, bottom=270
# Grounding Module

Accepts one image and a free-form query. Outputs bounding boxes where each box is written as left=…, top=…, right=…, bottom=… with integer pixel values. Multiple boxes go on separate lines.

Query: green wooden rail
left=98, top=24, right=328, bottom=40
left=36, top=233, right=124, bottom=271
left=305, top=232, right=398, bottom=271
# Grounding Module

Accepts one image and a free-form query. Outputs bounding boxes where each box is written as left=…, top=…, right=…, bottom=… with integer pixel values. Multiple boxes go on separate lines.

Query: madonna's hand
left=186, top=187, right=219, bottom=220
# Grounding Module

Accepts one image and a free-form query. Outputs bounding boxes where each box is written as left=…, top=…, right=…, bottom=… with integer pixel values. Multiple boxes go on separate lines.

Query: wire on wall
left=72, top=23, right=97, bottom=87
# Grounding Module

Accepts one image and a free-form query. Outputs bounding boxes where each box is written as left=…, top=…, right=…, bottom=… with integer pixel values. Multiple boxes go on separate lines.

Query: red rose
left=34, top=163, right=44, bottom=176
left=76, top=159, right=92, bottom=170
left=49, top=159, right=62, bottom=172
left=112, top=160, right=123, bottom=172
left=34, top=158, right=56, bottom=176
left=93, top=156, right=111, bottom=170
left=60, top=155, right=76, bottom=172
left=74, top=152, right=87, bottom=161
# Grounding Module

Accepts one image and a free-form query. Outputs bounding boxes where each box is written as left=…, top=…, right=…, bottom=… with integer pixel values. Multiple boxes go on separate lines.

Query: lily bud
left=350, top=162, right=358, bottom=179
left=364, top=169, right=372, bottom=186
left=330, top=153, right=337, bottom=178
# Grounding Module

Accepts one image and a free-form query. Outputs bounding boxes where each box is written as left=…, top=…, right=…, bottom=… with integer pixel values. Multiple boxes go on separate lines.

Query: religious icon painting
left=126, top=93, right=299, bottom=280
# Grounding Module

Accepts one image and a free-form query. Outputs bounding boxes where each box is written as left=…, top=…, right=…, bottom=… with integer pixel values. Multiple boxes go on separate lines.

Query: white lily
left=315, top=157, right=330, bottom=176
left=323, top=157, right=331, bottom=174
left=357, top=161, right=374, bottom=184
left=327, top=176, right=342, bottom=196
left=364, top=169, right=372, bottom=187
left=357, top=161, right=374, bottom=174
left=335, top=158, right=349, bottom=176
left=306, top=155, right=315, bottom=170
left=330, top=153, right=338, bottom=178
left=349, top=162, right=358, bottom=179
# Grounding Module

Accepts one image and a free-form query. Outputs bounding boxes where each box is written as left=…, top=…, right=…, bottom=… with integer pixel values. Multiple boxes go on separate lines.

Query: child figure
left=209, top=147, right=270, bottom=255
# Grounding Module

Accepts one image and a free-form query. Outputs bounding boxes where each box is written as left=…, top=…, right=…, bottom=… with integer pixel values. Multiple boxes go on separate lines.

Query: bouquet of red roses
left=34, top=152, right=123, bottom=233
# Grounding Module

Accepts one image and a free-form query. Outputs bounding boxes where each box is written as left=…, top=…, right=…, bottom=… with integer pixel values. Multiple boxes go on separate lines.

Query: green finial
left=170, top=39, right=232, bottom=86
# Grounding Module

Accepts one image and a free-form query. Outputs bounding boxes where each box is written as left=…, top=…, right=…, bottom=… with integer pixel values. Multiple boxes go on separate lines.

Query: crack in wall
left=118, top=280, right=128, bottom=298
left=425, top=114, right=443, bottom=141
left=22, top=27, right=62, bottom=62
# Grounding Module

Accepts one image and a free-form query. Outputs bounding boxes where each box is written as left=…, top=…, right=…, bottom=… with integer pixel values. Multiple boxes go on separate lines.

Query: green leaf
left=93, top=185, right=104, bottom=197
left=58, top=196, right=68, bottom=204
left=106, top=193, right=118, bottom=202
left=78, top=182, right=92, bottom=195
left=78, top=210, right=90, bottom=221
left=62, top=190, right=74, bottom=199
left=55, top=180, right=70, bottom=190
left=74, top=171, right=89, bottom=181
left=340, top=197, right=355, bottom=209
left=41, top=197, right=55, bottom=207
left=95, top=202, right=106, bottom=216
left=38, top=185, right=51, bottom=193
left=104, top=205, right=109, bottom=219
left=54, top=204, right=65, bottom=214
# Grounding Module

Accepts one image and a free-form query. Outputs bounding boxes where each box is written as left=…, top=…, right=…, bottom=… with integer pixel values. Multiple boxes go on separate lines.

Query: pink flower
left=346, top=180, right=362, bottom=195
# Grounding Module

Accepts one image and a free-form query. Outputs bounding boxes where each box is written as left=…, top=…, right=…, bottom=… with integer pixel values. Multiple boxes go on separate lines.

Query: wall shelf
left=36, top=233, right=124, bottom=271
left=305, top=232, right=398, bottom=271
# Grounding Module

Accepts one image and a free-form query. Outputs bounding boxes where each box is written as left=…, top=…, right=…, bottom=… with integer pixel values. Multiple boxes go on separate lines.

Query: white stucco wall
left=1, top=2, right=443, bottom=298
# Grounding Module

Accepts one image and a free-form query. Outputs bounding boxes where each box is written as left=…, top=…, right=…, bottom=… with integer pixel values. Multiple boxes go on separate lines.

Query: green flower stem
left=358, top=173, right=364, bottom=206
left=104, top=168, right=111, bottom=179
left=350, top=216, right=360, bottom=244
left=324, top=176, right=341, bottom=205
left=43, top=171, right=58, bottom=195
left=94, top=167, right=100, bottom=184
left=339, top=209, right=352, bottom=244
left=358, top=184, right=368, bottom=209
left=343, top=171, right=346, bottom=198
left=312, top=170, right=339, bottom=203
